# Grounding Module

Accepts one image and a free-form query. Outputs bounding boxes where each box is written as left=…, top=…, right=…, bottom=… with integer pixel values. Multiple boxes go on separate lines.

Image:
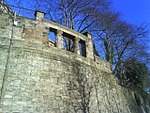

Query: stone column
left=84, top=32, right=94, bottom=59
left=35, top=10, right=45, bottom=21
left=56, top=30, right=63, bottom=49
left=74, top=37, right=80, bottom=54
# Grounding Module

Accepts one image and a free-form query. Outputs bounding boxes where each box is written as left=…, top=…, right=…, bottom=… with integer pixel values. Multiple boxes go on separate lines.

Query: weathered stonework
left=0, top=11, right=149, bottom=113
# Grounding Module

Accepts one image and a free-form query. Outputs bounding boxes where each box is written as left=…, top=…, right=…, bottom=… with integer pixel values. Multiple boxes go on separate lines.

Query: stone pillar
left=56, top=30, right=63, bottom=49
left=35, top=10, right=45, bottom=21
left=74, top=37, right=80, bottom=54
left=84, top=32, right=94, bottom=59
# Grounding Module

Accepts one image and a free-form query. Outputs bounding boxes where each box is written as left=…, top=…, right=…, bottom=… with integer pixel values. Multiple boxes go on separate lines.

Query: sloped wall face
left=0, top=13, right=142, bottom=113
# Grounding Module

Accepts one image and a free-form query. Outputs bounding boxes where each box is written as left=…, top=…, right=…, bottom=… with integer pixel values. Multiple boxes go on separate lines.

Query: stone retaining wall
left=0, top=12, right=144, bottom=113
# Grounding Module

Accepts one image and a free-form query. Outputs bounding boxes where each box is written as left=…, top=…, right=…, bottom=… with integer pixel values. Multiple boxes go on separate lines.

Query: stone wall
left=0, top=12, right=146, bottom=113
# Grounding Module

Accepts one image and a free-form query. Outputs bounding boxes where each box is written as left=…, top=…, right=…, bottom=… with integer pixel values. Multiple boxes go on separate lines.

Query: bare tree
left=8, top=0, right=110, bottom=32
left=51, top=0, right=111, bottom=31
left=92, top=11, right=121, bottom=64
left=92, top=9, right=149, bottom=86
left=113, top=24, right=148, bottom=79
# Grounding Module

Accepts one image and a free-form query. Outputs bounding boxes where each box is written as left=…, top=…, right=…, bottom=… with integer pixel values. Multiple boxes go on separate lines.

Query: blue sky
left=112, top=0, right=150, bottom=25
left=112, top=0, right=150, bottom=51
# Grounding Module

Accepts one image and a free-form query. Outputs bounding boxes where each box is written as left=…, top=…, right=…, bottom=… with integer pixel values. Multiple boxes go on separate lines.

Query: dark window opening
left=79, top=40, right=86, bottom=57
left=62, top=33, right=75, bottom=52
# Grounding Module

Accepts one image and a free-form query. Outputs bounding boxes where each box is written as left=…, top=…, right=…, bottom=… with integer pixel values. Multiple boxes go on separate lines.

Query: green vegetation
left=123, top=58, right=148, bottom=90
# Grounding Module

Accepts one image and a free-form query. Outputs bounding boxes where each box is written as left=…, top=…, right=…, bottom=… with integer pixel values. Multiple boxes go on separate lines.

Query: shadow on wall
left=66, top=61, right=92, bottom=113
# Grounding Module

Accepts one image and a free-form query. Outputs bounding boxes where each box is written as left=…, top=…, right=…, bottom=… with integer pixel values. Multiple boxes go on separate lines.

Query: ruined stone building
left=0, top=4, right=150, bottom=113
